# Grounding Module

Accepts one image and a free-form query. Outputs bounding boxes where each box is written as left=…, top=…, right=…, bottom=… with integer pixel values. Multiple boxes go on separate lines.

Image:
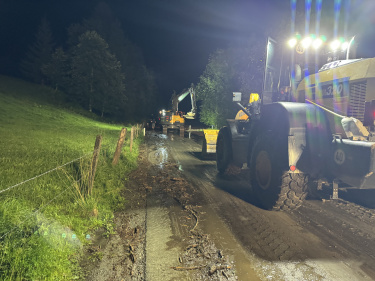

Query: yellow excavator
left=159, top=86, right=196, bottom=135
left=213, top=35, right=375, bottom=211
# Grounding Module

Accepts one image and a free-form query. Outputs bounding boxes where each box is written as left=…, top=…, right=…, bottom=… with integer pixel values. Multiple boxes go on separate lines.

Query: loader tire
left=216, top=127, right=232, bottom=174
left=250, top=134, right=308, bottom=211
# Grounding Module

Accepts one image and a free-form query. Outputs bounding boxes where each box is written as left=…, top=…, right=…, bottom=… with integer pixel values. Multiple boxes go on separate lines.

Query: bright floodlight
left=330, top=40, right=341, bottom=51
left=301, top=37, right=312, bottom=48
left=288, top=38, right=297, bottom=48
left=341, top=41, right=349, bottom=51
left=312, top=38, right=323, bottom=49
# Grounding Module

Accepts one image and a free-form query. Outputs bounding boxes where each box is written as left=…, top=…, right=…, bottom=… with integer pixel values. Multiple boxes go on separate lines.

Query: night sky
left=0, top=0, right=374, bottom=106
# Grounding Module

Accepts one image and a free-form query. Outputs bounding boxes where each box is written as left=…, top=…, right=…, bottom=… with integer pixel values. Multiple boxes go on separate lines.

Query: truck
left=216, top=36, right=375, bottom=211
left=160, top=86, right=197, bottom=135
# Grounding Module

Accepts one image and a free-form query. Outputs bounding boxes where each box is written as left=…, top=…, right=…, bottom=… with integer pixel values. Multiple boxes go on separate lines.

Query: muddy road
left=86, top=130, right=375, bottom=281
left=159, top=130, right=375, bottom=280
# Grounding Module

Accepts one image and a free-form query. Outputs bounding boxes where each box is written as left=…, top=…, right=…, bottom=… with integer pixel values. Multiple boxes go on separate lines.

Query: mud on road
left=84, top=130, right=375, bottom=281
left=83, top=132, right=238, bottom=281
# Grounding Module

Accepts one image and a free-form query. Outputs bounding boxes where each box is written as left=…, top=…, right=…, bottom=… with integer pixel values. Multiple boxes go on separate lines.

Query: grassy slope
left=0, top=76, right=140, bottom=280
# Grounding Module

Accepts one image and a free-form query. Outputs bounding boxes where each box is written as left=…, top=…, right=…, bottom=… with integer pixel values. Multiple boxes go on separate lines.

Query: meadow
left=0, top=76, right=141, bottom=280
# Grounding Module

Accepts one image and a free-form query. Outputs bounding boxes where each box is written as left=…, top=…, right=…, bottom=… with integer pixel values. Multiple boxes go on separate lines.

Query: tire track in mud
left=289, top=200, right=375, bottom=278
left=170, top=139, right=304, bottom=262
left=208, top=190, right=303, bottom=262
left=168, top=133, right=375, bottom=280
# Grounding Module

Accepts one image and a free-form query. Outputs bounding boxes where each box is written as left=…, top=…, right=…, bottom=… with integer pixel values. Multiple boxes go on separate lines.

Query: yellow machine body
left=295, top=58, right=375, bottom=132
left=203, top=129, right=220, bottom=153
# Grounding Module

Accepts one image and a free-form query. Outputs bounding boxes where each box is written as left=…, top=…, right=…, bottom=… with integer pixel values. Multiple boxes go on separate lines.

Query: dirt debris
left=81, top=135, right=238, bottom=281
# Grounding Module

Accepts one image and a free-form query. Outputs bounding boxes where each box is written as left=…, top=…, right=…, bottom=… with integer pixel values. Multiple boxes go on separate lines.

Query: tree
left=196, top=39, right=265, bottom=128
left=42, top=48, right=70, bottom=91
left=196, top=49, right=236, bottom=128
left=70, top=31, right=125, bottom=117
left=20, top=18, right=54, bottom=84
left=67, top=2, right=157, bottom=120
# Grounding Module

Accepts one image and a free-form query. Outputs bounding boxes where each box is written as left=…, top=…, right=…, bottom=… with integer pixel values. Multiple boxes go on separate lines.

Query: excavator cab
left=161, top=86, right=197, bottom=135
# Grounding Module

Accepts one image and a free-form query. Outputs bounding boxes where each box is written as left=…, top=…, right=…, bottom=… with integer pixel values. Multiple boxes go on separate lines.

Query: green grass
left=0, top=75, right=142, bottom=280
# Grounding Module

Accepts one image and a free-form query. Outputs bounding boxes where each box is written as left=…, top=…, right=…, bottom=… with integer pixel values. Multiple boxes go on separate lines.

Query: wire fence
left=0, top=179, right=78, bottom=241
left=0, top=152, right=93, bottom=195
left=0, top=124, right=144, bottom=244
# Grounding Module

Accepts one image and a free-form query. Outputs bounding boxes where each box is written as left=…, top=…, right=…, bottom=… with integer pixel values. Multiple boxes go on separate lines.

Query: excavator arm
left=172, top=87, right=197, bottom=119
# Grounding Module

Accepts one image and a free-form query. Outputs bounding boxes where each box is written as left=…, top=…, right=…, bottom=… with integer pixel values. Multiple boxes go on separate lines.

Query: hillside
left=0, top=76, right=141, bottom=280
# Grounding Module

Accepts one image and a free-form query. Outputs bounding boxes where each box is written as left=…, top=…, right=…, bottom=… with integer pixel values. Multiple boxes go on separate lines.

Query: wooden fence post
left=89, top=135, right=102, bottom=195
left=130, top=126, right=134, bottom=152
left=112, top=128, right=127, bottom=166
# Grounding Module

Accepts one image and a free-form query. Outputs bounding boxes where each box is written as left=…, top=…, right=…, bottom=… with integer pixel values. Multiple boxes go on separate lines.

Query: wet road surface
left=149, top=130, right=375, bottom=280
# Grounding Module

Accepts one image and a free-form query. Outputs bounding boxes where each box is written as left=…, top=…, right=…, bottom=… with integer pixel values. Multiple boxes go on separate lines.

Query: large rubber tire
left=216, top=127, right=232, bottom=174
left=250, top=134, right=308, bottom=211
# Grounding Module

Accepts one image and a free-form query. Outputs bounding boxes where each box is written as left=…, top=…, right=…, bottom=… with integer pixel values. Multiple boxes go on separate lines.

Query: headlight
left=330, top=40, right=341, bottom=51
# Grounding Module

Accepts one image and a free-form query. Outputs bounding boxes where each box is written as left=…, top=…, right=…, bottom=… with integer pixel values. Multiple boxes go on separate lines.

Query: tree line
left=20, top=3, right=157, bottom=122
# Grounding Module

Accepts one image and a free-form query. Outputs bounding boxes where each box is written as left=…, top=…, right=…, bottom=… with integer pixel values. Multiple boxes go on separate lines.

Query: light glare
left=341, top=42, right=349, bottom=51
left=301, top=37, right=312, bottom=48
left=288, top=38, right=297, bottom=48
left=313, top=38, right=323, bottom=49
left=330, top=40, right=341, bottom=51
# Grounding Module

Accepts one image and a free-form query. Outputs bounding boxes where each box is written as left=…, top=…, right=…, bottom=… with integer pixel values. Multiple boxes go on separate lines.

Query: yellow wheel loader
left=216, top=36, right=375, bottom=211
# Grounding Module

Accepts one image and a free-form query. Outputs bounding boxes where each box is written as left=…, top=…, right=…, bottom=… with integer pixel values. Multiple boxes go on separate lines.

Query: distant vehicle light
left=301, top=37, right=312, bottom=48
left=312, top=38, right=323, bottom=49
left=330, top=40, right=341, bottom=51
left=288, top=38, right=297, bottom=48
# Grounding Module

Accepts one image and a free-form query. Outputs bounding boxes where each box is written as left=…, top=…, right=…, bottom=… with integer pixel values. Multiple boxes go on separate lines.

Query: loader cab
left=262, top=37, right=304, bottom=105
left=262, top=36, right=354, bottom=105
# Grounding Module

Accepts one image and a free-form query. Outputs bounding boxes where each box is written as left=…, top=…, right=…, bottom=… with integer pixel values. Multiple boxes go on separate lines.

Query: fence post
left=89, top=135, right=102, bottom=195
left=143, top=127, right=146, bottom=136
left=130, top=126, right=134, bottom=152
left=112, top=128, right=127, bottom=166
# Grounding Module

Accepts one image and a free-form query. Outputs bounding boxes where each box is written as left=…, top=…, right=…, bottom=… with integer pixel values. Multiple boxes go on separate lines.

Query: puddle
left=148, top=147, right=169, bottom=168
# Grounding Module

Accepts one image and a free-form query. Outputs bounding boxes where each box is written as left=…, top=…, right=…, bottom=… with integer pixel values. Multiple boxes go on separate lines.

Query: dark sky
left=115, top=0, right=286, bottom=97
left=0, top=0, right=374, bottom=107
left=0, top=0, right=285, bottom=105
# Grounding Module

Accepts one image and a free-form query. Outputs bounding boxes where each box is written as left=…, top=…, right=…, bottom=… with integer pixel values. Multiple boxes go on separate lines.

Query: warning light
left=290, top=165, right=296, bottom=172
